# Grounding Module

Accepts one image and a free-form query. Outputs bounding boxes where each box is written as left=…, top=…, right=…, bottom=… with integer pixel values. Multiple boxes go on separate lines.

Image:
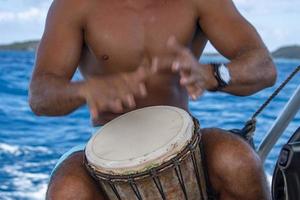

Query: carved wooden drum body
left=85, top=106, right=209, bottom=200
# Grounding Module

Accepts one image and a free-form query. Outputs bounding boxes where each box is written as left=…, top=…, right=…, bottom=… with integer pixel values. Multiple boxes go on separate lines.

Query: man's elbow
left=28, top=93, right=46, bottom=116
left=28, top=82, right=48, bottom=116
left=263, top=58, right=277, bottom=88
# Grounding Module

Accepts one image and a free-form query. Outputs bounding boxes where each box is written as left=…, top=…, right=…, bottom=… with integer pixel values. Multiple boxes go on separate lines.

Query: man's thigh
left=201, top=128, right=270, bottom=199
left=47, top=151, right=107, bottom=200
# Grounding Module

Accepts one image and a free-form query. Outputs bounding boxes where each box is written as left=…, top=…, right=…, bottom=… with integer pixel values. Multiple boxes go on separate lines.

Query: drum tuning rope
left=108, top=181, right=122, bottom=200
left=172, top=159, right=189, bottom=200
left=129, top=178, right=143, bottom=200
left=150, top=169, right=167, bottom=200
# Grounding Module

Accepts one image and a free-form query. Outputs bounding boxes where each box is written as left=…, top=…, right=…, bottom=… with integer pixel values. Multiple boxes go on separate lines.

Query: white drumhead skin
left=85, top=106, right=194, bottom=175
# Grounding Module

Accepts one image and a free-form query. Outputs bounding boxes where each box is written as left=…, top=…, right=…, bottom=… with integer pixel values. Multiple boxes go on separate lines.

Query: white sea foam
left=0, top=142, right=52, bottom=155
left=0, top=143, right=52, bottom=199
left=12, top=183, right=47, bottom=200
left=2, top=165, right=48, bottom=200
left=3, top=165, right=48, bottom=180
left=23, top=145, right=52, bottom=154
left=23, top=160, right=55, bottom=168
left=1, top=184, right=47, bottom=200
left=0, top=143, right=21, bottom=155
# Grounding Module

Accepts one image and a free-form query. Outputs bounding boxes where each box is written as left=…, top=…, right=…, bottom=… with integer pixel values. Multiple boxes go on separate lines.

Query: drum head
left=85, top=106, right=194, bottom=175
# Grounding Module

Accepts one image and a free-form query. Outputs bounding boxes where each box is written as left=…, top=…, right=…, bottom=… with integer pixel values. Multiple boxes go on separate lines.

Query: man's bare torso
left=77, top=0, right=207, bottom=122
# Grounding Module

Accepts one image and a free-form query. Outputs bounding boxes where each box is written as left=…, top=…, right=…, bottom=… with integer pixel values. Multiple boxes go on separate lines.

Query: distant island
left=0, top=40, right=39, bottom=51
left=272, top=45, right=300, bottom=59
left=204, top=45, right=300, bottom=59
left=1, top=40, right=300, bottom=59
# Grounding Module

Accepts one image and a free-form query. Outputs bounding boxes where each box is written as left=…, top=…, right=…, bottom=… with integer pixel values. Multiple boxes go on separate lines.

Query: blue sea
left=0, top=51, right=299, bottom=200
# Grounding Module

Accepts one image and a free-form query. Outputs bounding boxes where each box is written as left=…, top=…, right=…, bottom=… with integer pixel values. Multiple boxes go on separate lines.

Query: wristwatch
left=211, top=63, right=231, bottom=91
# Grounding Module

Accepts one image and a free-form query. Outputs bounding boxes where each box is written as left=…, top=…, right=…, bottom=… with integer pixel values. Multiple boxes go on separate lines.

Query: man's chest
left=82, top=0, right=199, bottom=69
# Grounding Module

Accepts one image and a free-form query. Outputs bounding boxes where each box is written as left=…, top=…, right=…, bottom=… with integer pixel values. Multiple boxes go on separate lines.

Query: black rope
left=150, top=170, right=166, bottom=200
left=229, top=65, right=300, bottom=143
left=108, top=181, right=122, bottom=200
left=129, top=179, right=143, bottom=200
left=251, top=65, right=300, bottom=119
left=173, top=159, right=189, bottom=200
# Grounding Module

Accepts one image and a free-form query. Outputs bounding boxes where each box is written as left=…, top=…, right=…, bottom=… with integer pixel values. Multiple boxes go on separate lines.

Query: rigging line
left=251, top=65, right=300, bottom=120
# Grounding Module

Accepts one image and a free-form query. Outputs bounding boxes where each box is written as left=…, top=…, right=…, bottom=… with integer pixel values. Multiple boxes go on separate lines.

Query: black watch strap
left=211, top=63, right=228, bottom=91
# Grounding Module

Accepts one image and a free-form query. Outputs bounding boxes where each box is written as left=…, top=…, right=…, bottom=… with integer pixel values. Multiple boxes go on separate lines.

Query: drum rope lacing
left=84, top=118, right=211, bottom=200
left=231, top=65, right=300, bottom=143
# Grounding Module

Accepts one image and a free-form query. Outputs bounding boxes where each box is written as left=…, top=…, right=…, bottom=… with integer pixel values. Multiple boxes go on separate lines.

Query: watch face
left=219, top=64, right=231, bottom=84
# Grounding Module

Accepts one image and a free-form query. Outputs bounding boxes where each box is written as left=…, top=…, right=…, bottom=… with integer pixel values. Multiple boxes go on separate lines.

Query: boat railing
left=257, top=85, right=300, bottom=162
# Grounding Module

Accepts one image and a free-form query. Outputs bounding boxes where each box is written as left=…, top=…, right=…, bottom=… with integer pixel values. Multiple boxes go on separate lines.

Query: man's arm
left=197, top=0, right=277, bottom=96
left=29, top=0, right=86, bottom=116
left=29, top=0, right=148, bottom=119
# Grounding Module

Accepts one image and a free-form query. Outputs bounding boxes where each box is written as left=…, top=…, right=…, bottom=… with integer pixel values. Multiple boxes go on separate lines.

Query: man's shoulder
left=191, top=0, right=235, bottom=17
left=51, top=0, right=91, bottom=16
left=53, top=0, right=89, bottom=6
left=49, top=0, right=92, bottom=24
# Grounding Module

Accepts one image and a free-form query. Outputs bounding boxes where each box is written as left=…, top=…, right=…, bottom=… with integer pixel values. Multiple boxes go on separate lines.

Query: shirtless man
left=29, top=0, right=276, bottom=199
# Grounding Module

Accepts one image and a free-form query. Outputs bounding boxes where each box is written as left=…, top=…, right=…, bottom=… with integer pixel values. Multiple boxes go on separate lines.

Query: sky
left=0, top=0, right=299, bottom=52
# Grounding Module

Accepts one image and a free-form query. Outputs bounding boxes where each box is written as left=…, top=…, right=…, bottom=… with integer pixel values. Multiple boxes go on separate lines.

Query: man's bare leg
left=46, top=152, right=107, bottom=200
left=202, top=128, right=271, bottom=200
left=47, top=129, right=270, bottom=200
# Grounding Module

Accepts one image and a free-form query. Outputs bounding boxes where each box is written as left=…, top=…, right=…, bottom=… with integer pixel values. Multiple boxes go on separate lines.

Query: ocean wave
left=0, top=143, right=21, bottom=155
left=1, top=165, right=48, bottom=200
left=0, top=184, right=47, bottom=200
left=0, top=143, right=52, bottom=156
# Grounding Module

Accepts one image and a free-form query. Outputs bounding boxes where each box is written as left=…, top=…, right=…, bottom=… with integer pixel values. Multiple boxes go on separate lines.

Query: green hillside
left=272, top=45, right=300, bottom=59
left=0, top=40, right=39, bottom=51
left=1, top=40, right=300, bottom=59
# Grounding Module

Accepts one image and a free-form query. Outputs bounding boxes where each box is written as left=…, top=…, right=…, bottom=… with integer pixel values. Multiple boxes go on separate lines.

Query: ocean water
left=0, top=51, right=299, bottom=200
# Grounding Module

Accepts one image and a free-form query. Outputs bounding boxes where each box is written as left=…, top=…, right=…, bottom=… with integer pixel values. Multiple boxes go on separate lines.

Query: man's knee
left=47, top=174, right=95, bottom=200
left=47, top=151, right=104, bottom=200
left=202, top=128, right=263, bottom=185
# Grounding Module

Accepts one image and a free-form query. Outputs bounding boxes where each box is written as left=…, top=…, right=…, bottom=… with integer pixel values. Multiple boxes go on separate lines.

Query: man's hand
left=79, top=64, right=149, bottom=123
left=152, top=36, right=217, bottom=100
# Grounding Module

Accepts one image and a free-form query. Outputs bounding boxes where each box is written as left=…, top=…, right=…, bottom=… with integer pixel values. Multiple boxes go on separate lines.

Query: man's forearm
left=29, top=74, right=86, bottom=116
left=206, top=48, right=277, bottom=96
left=225, top=48, right=276, bottom=96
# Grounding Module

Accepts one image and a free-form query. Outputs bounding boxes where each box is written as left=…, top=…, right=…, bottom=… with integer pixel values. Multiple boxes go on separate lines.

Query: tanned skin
left=29, top=0, right=276, bottom=199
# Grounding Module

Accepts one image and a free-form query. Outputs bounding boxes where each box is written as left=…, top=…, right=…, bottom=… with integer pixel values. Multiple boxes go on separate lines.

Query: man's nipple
left=102, top=55, right=109, bottom=61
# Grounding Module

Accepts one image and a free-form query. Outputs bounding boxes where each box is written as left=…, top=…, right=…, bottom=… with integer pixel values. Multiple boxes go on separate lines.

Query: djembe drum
left=85, top=106, right=209, bottom=200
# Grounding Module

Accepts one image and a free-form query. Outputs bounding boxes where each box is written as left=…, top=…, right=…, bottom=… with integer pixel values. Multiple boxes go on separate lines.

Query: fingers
left=179, top=71, right=205, bottom=100
left=134, top=57, right=154, bottom=82
left=123, top=72, right=148, bottom=98
left=87, top=97, right=104, bottom=124
left=186, top=84, right=203, bottom=100
left=171, top=60, right=192, bottom=74
left=186, top=82, right=205, bottom=100
left=171, top=60, right=180, bottom=72
left=167, top=36, right=193, bottom=58
left=88, top=100, right=99, bottom=121
left=122, top=94, right=136, bottom=108
left=167, top=36, right=185, bottom=55
left=151, top=36, right=194, bottom=73
left=150, top=56, right=174, bottom=72
left=150, top=57, right=159, bottom=73
left=139, top=83, right=147, bottom=97
left=180, top=75, right=196, bottom=86
left=150, top=56, right=190, bottom=73
left=108, top=99, right=123, bottom=113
